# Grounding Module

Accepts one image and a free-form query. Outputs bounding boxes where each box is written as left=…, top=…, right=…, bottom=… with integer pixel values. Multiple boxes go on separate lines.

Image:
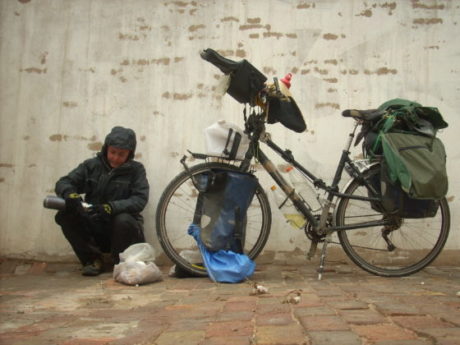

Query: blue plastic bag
left=188, top=224, right=255, bottom=283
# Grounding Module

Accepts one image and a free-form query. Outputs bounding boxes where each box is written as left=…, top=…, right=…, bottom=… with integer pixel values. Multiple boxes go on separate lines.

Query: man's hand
left=65, top=193, right=83, bottom=214
left=88, top=204, right=112, bottom=222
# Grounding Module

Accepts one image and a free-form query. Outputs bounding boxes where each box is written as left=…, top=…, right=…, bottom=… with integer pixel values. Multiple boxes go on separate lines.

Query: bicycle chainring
left=304, top=214, right=332, bottom=243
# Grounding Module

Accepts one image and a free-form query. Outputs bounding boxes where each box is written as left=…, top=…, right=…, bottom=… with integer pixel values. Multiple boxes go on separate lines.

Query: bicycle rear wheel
left=336, top=165, right=450, bottom=277
left=155, top=162, right=272, bottom=276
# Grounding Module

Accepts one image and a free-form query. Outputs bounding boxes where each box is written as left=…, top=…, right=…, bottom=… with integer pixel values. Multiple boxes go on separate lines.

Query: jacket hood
left=102, top=126, right=137, bottom=160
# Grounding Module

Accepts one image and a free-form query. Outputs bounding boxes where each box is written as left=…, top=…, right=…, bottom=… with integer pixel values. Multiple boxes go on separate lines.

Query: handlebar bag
left=226, top=59, right=267, bottom=105
left=267, top=95, right=307, bottom=133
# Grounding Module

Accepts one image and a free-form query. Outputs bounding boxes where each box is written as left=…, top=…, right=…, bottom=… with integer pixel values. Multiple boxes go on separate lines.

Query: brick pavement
left=0, top=259, right=459, bottom=345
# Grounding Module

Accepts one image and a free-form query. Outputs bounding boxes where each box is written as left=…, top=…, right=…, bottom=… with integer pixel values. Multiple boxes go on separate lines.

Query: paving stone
left=351, top=323, right=418, bottom=342
left=224, top=300, right=257, bottom=312
left=255, top=324, right=308, bottom=345
left=326, top=299, right=369, bottom=310
left=340, top=309, right=386, bottom=325
left=293, top=306, right=336, bottom=317
left=153, top=330, right=205, bottom=345
left=373, top=300, right=421, bottom=316
left=255, top=312, right=295, bottom=326
left=417, top=328, right=460, bottom=345
left=308, top=330, right=362, bottom=345
left=373, top=340, right=432, bottom=345
left=206, top=320, right=253, bottom=337
left=202, top=335, right=254, bottom=345
left=298, top=315, right=350, bottom=331
left=391, top=315, right=455, bottom=330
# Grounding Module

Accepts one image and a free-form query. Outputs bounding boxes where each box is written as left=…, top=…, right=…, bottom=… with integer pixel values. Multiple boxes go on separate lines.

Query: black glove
left=65, top=193, right=83, bottom=214
left=88, top=203, right=112, bottom=222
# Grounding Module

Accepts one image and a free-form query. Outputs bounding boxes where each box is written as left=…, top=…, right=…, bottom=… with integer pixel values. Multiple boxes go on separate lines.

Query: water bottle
left=284, top=166, right=322, bottom=212
left=270, top=185, right=307, bottom=229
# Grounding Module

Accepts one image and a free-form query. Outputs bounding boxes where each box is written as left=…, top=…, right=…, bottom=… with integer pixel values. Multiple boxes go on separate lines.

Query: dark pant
left=55, top=211, right=145, bottom=265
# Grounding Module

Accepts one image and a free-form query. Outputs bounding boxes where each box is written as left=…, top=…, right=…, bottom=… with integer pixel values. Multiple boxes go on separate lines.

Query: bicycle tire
left=155, top=162, right=272, bottom=276
left=336, top=164, right=450, bottom=277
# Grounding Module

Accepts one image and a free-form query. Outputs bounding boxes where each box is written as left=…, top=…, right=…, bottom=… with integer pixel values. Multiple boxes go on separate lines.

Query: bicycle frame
left=236, top=112, right=392, bottom=236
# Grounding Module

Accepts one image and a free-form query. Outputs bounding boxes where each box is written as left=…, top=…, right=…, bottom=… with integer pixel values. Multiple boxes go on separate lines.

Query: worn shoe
left=81, top=259, right=103, bottom=276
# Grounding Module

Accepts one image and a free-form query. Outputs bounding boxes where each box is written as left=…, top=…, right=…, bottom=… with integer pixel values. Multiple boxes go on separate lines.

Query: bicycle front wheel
left=156, top=162, right=272, bottom=276
left=336, top=165, right=450, bottom=277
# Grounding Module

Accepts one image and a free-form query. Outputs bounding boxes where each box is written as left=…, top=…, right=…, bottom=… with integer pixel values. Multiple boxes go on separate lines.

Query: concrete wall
left=1, top=0, right=459, bottom=263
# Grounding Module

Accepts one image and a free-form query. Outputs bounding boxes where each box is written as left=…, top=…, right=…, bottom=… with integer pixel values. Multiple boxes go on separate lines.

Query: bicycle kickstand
left=317, top=234, right=332, bottom=280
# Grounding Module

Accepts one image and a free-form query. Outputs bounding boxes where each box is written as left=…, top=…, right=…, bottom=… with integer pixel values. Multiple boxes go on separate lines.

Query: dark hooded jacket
left=55, top=126, right=149, bottom=220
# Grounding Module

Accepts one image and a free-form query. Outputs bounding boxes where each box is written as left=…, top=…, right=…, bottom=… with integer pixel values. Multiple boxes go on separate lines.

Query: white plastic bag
left=114, top=243, right=162, bottom=285
left=119, top=243, right=155, bottom=263
left=113, top=261, right=162, bottom=286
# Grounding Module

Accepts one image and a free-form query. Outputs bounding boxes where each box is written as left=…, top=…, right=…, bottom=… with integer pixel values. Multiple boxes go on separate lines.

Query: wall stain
left=324, top=59, right=338, bottom=65
left=327, top=88, right=337, bottom=93
left=239, top=23, right=267, bottom=30
left=189, top=24, right=205, bottom=32
left=23, top=135, right=30, bottom=140
left=0, top=164, right=14, bottom=168
left=364, top=67, right=397, bottom=75
left=79, top=67, right=95, bottom=73
left=162, top=92, right=193, bottom=100
left=300, top=69, right=311, bottom=75
left=40, top=52, right=48, bottom=64
left=21, top=67, right=47, bottom=74
left=118, top=33, right=140, bottom=41
left=357, top=9, right=373, bottom=17
left=235, top=49, right=246, bottom=58
left=63, top=101, right=78, bottom=108
left=323, top=78, right=338, bottom=83
left=249, top=33, right=260, bottom=39
left=0, top=178, right=4, bottom=183
left=297, top=2, right=315, bottom=9
left=263, top=32, right=283, bottom=39
left=50, top=134, right=96, bottom=142
left=50, top=134, right=65, bottom=142
left=263, top=66, right=277, bottom=75
left=173, top=93, right=193, bottom=100
left=412, top=1, right=444, bottom=10
left=413, top=18, right=443, bottom=25
left=87, top=142, right=102, bottom=151
left=140, top=135, right=146, bottom=141
left=120, top=58, right=171, bottom=66
left=447, top=195, right=454, bottom=202
left=18, top=0, right=31, bottom=3
left=314, top=67, right=328, bottom=75
left=315, top=103, right=340, bottom=110
left=221, top=16, right=239, bottom=22
left=323, top=33, right=337, bottom=40
left=28, top=164, right=36, bottom=168
left=248, top=18, right=261, bottom=24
